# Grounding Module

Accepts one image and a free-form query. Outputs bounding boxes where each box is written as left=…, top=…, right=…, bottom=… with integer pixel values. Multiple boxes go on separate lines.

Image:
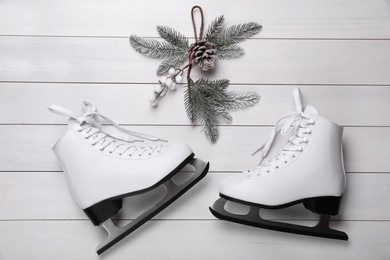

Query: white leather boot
left=49, top=101, right=209, bottom=254
left=210, top=88, right=348, bottom=240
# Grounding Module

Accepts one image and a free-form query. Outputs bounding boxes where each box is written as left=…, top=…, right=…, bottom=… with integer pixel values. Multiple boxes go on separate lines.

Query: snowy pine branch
left=185, top=78, right=260, bottom=142
left=204, top=15, right=225, bottom=43
left=130, top=35, right=185, bottom=59
left=216, top=44, right=244, bottom=59
left=215, top=22, right=262, bottom=47
left=225, top=91, right=261, bottom=110
left=157, top=26, right=189, bottom=50
left=157, top=54, right=187, bottom=75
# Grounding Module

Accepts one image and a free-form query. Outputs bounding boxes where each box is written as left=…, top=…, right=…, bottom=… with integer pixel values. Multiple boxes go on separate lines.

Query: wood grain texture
left=0, top=220, right=389, bottom=260
left=1, top=0, right=390, bottom=39
left=1, top=84, right=390, bottom=126
left=1, top=0, right=389, bottom=259
left=0, top=172, right=389, bottom=221
left=1, top=37, right=390, bottom=84
left=0, top=125, right=389, bottom=172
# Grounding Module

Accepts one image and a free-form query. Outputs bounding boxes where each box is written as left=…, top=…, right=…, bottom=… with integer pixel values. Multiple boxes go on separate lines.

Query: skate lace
left=250, top=89, right=315, bottom=173
left=48, top=101, right=165, bottom=157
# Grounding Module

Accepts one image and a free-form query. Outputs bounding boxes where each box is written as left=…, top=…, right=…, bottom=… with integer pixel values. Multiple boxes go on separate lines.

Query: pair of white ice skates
left=49, top=88, right=347, bottom=255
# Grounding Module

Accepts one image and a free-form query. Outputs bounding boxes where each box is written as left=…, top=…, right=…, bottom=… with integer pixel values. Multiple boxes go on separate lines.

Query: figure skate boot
left=210, top=88, right=348, bottom=240
left=49, top=101, right=209, bottom=254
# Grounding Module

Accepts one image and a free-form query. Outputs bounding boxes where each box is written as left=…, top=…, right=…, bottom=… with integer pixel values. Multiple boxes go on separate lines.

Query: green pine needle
left=216, top=44, right=244, bottom=59
left=204, top=15, right=225, bottom=42
left=185, top=78, right=260, bottom=143
left=130, top=35, right=185, bottom=59
left=215, top=22, right=262, bottom=47
left=157, top=54, right=187, bottom=75
left=157, top=26, right=189, bottom=50
left=226, top=91, right=261, bottom=110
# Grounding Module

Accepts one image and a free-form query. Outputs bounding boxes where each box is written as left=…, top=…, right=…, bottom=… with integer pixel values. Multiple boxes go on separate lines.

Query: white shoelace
left=48, top=101, right=166, bottom=157
left=250, top=88, right=315, bottom=172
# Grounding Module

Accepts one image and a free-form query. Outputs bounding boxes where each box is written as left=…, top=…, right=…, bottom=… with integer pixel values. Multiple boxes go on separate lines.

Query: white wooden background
left=1, top=0, right=390, bottom=259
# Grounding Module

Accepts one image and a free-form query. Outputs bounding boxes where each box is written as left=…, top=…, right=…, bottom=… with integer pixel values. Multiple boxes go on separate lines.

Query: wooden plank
left=0, top=125, right=388, bottom=172
left=1, top=84, right=390, bottom=126
left=1, top=37, right=390, bottom=84
left=0, top=220, right=389, bottom=259
left=0, top=172, right=388, bottom=221
left=1, top=0, right=390, bottom=39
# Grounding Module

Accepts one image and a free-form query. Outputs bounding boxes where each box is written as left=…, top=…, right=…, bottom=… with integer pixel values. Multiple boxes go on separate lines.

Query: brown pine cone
left=188, top=40, right=217, bottom=71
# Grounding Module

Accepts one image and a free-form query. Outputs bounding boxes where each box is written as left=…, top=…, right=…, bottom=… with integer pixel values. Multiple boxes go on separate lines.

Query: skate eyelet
left=284, top=161, right=288, bottom=163
left=119, top=153, right=122, bottom=155
left=109, top=151, right=113, bottom=154
left=293, top=155, right=296, bottom=158
left=275, top=166, right=279, bottom=169
left=267, top=170, right=270, bottom=173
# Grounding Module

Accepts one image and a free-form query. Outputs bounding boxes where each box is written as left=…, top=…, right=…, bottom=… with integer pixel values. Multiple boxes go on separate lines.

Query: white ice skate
left=49, top=101, right=209, bottom=254
left=210, top=88, right=348, bottom=240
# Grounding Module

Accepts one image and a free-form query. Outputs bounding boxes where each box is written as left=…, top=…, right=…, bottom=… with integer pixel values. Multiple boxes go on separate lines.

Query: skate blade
left=96, top=158, right=209, bottom=255
left=209, top=197, right=348, bottom=241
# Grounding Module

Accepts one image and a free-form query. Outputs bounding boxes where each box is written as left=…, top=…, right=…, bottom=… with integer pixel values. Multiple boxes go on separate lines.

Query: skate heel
left=84, top=199, right=123, bottom=226
left=303, top=196, right=342, bottom=215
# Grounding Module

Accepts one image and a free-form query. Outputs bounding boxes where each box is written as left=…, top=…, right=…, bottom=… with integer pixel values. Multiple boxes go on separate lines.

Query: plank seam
left=0, top=171, right=388, bottom=174
left=0, top=219, right=388, bottom=222
left=1, top=35, right=390, bottom=41
left=1, top=81, right=390, bottom=87
left=0, top=124, right=389, bottom=128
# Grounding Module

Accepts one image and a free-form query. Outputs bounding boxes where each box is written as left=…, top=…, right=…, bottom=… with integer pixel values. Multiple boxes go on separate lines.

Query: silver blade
left=96, top=158, right=209, bottom=255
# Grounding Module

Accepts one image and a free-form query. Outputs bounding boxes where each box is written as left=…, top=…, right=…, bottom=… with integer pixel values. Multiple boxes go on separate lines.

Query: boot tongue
left=303, top=105, right=318, bottom=115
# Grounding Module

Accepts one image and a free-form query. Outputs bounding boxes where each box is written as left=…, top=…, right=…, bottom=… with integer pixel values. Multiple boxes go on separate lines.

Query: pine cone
left=189, top=40, right=217, bottom=71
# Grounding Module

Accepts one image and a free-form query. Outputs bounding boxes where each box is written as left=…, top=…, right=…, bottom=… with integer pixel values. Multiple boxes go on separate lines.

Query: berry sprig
left=148, top=66, right=187, bottom=106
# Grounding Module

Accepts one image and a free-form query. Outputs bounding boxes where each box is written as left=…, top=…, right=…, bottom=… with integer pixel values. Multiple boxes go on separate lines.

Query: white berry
left=148, top=93, right=156, bottom=103
left=165, top=78, right=173, bottom=87
left=176, top=75, right=182, bottom=83
left=169, top=82, right=176, bottom=90
left=154, top=84, right=163, bottom=93
left=159, top=76, right=167, bottom=84
left=168, top=68, right=176, bottom=75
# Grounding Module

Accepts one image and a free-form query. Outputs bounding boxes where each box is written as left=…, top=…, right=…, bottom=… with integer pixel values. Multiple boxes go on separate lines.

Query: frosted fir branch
left=216, top=44, right=244, bottom=60
left=185, top=78, right=259, bottom=143
left=184, top=84, right=195, bottom=122
left=204, top=15, right=225, bottom=43
left=225, top=91, right=261, bottom=110
left=200, top=115, right=220, bottom=142
left=130, top=35, right=185, bottom=59
left=157, top=26, right=189, bottom=50
left=196, top=78, right=229, bottom=91
left=215, top=22, right=262, bottom=47
left=157, top=54, right=187, bottom=75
